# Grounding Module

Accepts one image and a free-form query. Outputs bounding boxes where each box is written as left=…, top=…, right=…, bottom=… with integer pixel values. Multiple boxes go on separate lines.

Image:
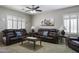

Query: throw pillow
left=43, top=31, right=48, bottom=37
left=16, top=31, right=22, bottom=37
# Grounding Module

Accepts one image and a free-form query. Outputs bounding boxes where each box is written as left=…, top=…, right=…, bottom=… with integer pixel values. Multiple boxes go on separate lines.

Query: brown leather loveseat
left=2, top=29, right=27, bottom=45
left=35, top=28, right=59, bottom=44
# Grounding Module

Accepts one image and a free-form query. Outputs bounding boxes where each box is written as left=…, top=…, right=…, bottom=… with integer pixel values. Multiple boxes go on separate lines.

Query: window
left=22, top=19, right=25, bottom=29
left=18, top=18, right=22, bottom=29
left=13, top=17, right=17, bottom=29
left=64, top=15, right=78, bottom=34
left=64, top=19, right=69, bottom=33
left=78, top=17, right=79, bottom=34
left=7, top=15, right=12, bottom=29
left=7, top=15, right=26, bottom=29
left=70, top=18, right=77, bottom=33
left=64, top=15, right=69, bottom=33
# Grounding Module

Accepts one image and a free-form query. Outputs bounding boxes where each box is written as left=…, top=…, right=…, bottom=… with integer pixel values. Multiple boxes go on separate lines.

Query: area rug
left=20, top=42, right=43, bottom=51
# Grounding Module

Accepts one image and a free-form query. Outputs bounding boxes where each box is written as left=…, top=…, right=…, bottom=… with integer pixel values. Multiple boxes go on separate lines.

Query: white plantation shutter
left=64, top=15, right=70, bottom=33
left=7, top=15, right=26, bottom=29
left=18, top=18, right=22, bottom=29
left=7, top=15, right=12, bottom=29
left=22, top=19, right=25, bottom=29
left=13, top=17, right=17, bottom=29
left=64, top=14, right=78, bottom=34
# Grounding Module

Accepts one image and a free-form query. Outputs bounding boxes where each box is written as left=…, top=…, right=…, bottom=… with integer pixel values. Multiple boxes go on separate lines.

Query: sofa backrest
left=2, top=29, right=27, bottom=38
left=38, top=28, right=59, bottom=37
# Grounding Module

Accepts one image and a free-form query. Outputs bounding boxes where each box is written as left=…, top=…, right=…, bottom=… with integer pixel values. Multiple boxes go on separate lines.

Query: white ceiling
left=2, top=5, right=74, bottom=15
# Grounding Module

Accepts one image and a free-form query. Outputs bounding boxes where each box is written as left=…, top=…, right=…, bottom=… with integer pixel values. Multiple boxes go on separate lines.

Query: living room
left=0, top=5, right=79, bottom=53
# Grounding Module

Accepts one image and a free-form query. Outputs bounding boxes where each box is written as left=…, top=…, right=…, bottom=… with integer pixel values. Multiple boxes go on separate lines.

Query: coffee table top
left=25, top=37, right=41, bottom=41
left=27, top=37, right=37, bottom=40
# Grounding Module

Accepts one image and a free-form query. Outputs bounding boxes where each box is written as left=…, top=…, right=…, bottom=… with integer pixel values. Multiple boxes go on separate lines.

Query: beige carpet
left=0, top=41, right=76, bottom=53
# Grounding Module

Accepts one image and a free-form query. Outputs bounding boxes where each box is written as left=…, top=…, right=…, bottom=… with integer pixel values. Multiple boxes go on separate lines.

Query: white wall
left=32, top=5, right=79, bottom=32
left=0, top=6, right=32, bottom=41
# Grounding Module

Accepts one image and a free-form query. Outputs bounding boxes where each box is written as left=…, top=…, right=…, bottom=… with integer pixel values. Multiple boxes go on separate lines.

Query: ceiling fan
left=23, top=5, right=42, bottom=13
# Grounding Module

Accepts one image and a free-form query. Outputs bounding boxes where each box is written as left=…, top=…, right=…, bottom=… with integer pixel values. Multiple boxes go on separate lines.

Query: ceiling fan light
left=30, top=10, right=37, bottom=14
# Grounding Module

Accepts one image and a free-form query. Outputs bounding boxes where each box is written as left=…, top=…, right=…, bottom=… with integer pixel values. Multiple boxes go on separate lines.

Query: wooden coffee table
left=21, top=37, right=42, bottom=49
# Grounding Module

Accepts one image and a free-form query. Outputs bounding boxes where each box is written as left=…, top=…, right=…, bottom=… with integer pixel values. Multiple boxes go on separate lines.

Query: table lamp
left=31, top=26, right=35, bottom=33
left=59, top=26, right=66, bottom=36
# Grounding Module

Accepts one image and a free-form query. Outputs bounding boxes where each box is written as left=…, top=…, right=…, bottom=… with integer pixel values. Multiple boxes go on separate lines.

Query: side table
left=58, top=35, right=69, bottom=46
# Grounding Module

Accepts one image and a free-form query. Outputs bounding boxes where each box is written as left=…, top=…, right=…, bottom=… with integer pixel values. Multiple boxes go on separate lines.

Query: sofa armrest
left=3, top=36, right=6, bottom=41
left=69, top=37, right=79, bottom=41
left=2, top=36, right=7, bottom=44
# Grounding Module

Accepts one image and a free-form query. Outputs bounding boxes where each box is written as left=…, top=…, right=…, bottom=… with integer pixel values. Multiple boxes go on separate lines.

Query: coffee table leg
left=34, top=41, right=36, bottom=49
left=21, top=41, right=23, bottom=45
left=40, top=40, right=42, bottom=46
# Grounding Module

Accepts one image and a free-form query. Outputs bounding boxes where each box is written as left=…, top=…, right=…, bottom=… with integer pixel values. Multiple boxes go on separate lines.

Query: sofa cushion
left=69, top=37, right=79, bottom=41
left=70, top=40, right=79, bottom=46
left=48, top=32, right=57, bottom=37
left=78, top=37, right=79, bottom=40
left=20, top=29, right=27, bottom=36
left=38, top=31, right=43, bottom=36
left=45, top=37, right=53, bottom=39
left=7, top=32, right=15, bottom=38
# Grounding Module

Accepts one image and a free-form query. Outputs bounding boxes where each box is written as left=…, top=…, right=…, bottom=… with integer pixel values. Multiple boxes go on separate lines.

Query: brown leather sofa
left=34, top=28, right=59, bottom=44
left=2, top=29, right=27, bottom=45
left=68, top=37, right=79, bottom=52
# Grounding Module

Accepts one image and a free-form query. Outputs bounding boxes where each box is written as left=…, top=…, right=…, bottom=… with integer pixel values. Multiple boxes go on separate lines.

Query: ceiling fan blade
left=34, top=6, right=39, bottom=9
left=25, top=10, right=31, bottom=12
left=36, top=10, right=42, bottom=12
left=26, top=7, right=32, bottom=9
